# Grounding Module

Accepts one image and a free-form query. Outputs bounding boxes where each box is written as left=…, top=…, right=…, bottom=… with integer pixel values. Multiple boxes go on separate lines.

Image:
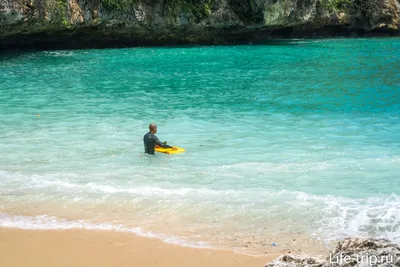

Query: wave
left=1, top=170, right=399, bottom=245
left=312, top=194, right=400, bottom=244
left=0, top=214, right=210, bottom=248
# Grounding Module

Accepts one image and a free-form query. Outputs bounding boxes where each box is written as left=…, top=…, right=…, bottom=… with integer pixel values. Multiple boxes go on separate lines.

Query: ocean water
left=1, top=38, right=400, bottom=255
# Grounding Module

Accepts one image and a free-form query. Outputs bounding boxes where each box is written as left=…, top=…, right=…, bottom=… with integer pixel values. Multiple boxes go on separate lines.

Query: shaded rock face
left=0, top=0, right=399, bottom=49
left=265, top=237, right=400, bottom=267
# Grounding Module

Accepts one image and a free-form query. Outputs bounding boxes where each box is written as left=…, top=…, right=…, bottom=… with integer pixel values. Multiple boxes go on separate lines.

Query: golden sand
left=0, top=228, right=281, bottom=267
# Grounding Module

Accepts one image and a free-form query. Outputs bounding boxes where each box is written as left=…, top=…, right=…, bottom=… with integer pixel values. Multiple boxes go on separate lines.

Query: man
left=143, top=124, right=177, bottom=155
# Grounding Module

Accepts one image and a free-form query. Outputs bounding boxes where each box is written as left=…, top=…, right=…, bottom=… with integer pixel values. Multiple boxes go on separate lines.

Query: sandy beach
left=0, top=228, right=281, bottom=267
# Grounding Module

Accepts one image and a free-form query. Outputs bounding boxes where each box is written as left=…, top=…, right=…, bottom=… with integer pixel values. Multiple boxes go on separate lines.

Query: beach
left=0, top=228, right=280, bottom=267
left=1, top=40, right=399, bottom=266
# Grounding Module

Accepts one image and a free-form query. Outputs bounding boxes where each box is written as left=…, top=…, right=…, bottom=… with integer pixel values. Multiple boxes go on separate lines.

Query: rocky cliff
left=0, top=0, right=399, bottom=49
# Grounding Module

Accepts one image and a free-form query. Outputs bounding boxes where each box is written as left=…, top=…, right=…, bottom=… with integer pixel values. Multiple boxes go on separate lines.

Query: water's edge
left=1, top=26, right=399, bottom=51
left=0, top=213, right=329, bottom=257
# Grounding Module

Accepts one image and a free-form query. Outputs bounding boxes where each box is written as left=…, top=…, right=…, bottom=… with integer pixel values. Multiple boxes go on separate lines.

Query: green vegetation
left=204, top=1, right=211, bottom=16
left=319, top=0, right=350, bottom=11
left=168, top=0, right=212, bottom=20
left=57, top=0, right=68, bottom=26
left=43, top=0, right=69, bottom=26
left=100, top=0, right=212, bottom=19
left=101, top=0, right=138, bottom=11
left=101, top=0, right=122, bottom=11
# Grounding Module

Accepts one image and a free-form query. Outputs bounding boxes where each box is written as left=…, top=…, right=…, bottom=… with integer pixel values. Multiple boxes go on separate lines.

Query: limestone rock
left=265, top=255, right=324, bottom=267
left=1, top=0, right=399, bottom=49
left=322, top=237, right=400, bottom=267
left=265, top=237, right=400, bottom=267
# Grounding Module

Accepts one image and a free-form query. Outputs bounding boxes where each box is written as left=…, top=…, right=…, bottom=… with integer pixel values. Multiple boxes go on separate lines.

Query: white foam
left=2, top=170, right=400, bottom=246
left=0, top=214, right=210, bottom=248
left=312, top=194, right=400, bottom=244
left=0, top=170, right=239, bottom=198
left=43, top=51, right=77, bottom=57
left=216, top=161, right=332, bottom=174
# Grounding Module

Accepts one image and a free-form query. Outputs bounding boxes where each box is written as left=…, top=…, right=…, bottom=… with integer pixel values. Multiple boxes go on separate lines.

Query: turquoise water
left=1, top=38, right=400, bottom=254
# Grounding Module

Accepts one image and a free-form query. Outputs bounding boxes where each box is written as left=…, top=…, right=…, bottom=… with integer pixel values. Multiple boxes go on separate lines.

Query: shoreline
left=1, top=25, right=399, bottom=52
left=0, top=227, right=281, bottom=267
left=0, top=209, right=333, bottom=257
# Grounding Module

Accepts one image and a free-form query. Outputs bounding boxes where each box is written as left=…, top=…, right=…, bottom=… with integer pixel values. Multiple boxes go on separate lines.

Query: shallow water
left=1, top=38, right=400, bottom=255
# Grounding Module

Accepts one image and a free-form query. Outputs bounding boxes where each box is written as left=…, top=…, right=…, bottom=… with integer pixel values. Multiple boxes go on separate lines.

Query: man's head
left=149, top=123, right=157, bottom=134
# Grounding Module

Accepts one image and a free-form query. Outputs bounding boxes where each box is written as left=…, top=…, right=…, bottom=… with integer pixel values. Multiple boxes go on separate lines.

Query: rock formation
left=0, top=0, right=399, bottom=49
left=265, top=237, right=400, bottom=267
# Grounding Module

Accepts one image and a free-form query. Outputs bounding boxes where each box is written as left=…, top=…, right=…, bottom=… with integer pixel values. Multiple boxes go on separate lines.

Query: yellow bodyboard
left=155, top=146, right=185, bottom=154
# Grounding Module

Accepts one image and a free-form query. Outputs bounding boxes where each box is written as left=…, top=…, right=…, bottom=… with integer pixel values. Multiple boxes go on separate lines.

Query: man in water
left=143, top=124, right=177, bottom=155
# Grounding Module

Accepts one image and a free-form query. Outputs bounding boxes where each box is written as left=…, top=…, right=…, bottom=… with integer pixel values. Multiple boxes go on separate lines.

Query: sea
left=1, top=38, right=399, bottom=256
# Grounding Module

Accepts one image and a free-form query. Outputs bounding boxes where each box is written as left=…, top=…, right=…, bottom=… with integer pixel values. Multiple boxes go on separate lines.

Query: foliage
left=57, top=0, right=68, bottom=26
left=168, top=0, right=212, bottom=20
left=100, top=0, right=212, bottom=18
left=101, top=0, right=138, bottom=11
left=319, top=0, right=351, bottom=11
